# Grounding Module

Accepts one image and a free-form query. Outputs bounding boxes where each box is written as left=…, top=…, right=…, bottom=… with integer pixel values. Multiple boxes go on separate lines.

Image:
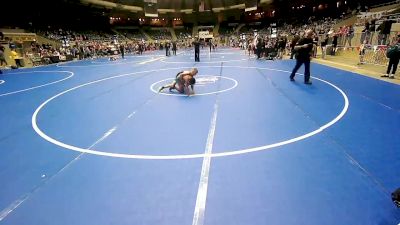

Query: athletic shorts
left=175, top=71, right=183, bottom=83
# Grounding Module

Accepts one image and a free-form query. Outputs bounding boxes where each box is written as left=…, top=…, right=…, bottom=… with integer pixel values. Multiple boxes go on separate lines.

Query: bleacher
left=145, top=29, right=172, bottom=41
left=175, top=27, right=192, bottom=40
left=218, top=26, right=235, bottom=36
left=118, top=29, right=146, bottom=41
left=34, top=29, right=118, bottom=42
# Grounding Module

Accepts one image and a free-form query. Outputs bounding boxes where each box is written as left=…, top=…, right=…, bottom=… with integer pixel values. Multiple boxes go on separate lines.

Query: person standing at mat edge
left=119, top=45, right=125, bottom=59
left=193, top=38, right=200, bottom=62
left=382, top=35, right=400, bottom=79
left=290, top=29, right=314, bottom=85
left=165, top=41, right=171, bottom=57
left=172, top=41, right=177, bottom=56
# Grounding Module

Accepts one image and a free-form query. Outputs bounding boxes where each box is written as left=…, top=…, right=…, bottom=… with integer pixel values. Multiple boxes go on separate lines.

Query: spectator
left=9, top=40, right=16, bottom=50
left=165, top=41, right=171, bottom=56
left=256, top=38, right=263, bottom=59
left=382, top=36, right=400, bottom=79
left=10, top=49, right=23, bottom=67
left=369, top=18, right=376, bottom=44
left=172, top=41, right=177, bottom=56
left=321, top=34, right=329, bottom=59
left=312, top=34, right=319, bottom=58
left=346, top=25, right=355, bottom=47
left=119, top=44, right=125, bottom=59
left=358, top=40, right=367, bottom=65
left=290, top=34, right=300, bottom=59
left=361, top=21, right=370, bottom=44
left=0, top=45, right=7, bottom=67
left=377, top=19, right=395, bottom=45
left=331, top=32, right=338, bottom=55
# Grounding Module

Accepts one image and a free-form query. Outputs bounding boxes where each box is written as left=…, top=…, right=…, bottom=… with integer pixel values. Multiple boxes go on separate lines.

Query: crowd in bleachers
left=30, top=41, right=162, bottom=60
left=223, top=8, right=400, bottom=65
left=218, top=26, right=236, bottom=36
left=176, top=28, right=192, bottom=40
left=225, top=17, right=336, bottom=59
left=146, top=29, right=172, bottom=40
left=36, top=28, right=120, bottom=42
left=0, top=28, right=167, bottom=68
left=0, top=24, right=211, bottom=69
left=119, top=30, right=146, bottom=41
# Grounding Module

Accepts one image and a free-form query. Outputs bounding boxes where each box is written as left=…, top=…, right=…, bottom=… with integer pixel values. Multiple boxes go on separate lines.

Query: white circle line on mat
left=150, top=75, right=238, bottom=96
left=0, top=71, right=74, bottom=97
left=31, top=65, right=349, bottom=160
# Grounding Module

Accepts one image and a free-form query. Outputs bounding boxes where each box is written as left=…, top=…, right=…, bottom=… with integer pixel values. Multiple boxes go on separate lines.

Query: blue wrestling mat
left=0, top=49, right=399, bottom=225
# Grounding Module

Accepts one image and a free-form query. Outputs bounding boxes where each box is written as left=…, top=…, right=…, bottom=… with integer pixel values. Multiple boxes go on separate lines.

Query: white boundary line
left=182, top=52, right=236, bottom=56
left=192, top=100, right=218, bottom=225
left=91, top=59, right=129, bottom=64
left=90, top=56, right=163, bottom=64
left=160, top=58, right=247, bottom=64
left=0, top=110, right=131, bottom=222
left=0, top=71, right=74, bottom=97
left=56, top=56, right=164, bottom=68
left=56, top=59, right=146, bottom=68
left=31, top=66, right=349, bottom=160
left=125, top=54, right=165, bottom=57
left=150, top=75, right=238, bottom=96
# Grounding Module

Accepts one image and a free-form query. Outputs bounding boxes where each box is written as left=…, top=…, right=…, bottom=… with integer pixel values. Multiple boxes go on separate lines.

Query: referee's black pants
left=387, top=57, right=400, bottom=75
left=195, top=50, right=200, bottom=62
left=290, top=59, right=311, bottom=82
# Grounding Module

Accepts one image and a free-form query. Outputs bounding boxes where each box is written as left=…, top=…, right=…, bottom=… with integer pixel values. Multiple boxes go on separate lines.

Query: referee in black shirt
left=193, top=39, right=200, bottom=62
left=290, top=29, right=314, bottom=85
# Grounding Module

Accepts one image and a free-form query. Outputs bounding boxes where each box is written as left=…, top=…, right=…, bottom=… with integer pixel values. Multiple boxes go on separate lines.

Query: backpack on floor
left=392, top=188, right=400, bottom=208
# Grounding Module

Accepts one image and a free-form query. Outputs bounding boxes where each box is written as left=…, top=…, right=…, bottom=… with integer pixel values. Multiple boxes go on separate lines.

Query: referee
left=289, top=29, right=314, bottom=85
left=193, top=38, right=200, bottom=62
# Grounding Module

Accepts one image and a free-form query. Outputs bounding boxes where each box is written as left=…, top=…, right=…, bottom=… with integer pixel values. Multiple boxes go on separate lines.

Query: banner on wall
left=199, top=31, right=213, bottom=39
